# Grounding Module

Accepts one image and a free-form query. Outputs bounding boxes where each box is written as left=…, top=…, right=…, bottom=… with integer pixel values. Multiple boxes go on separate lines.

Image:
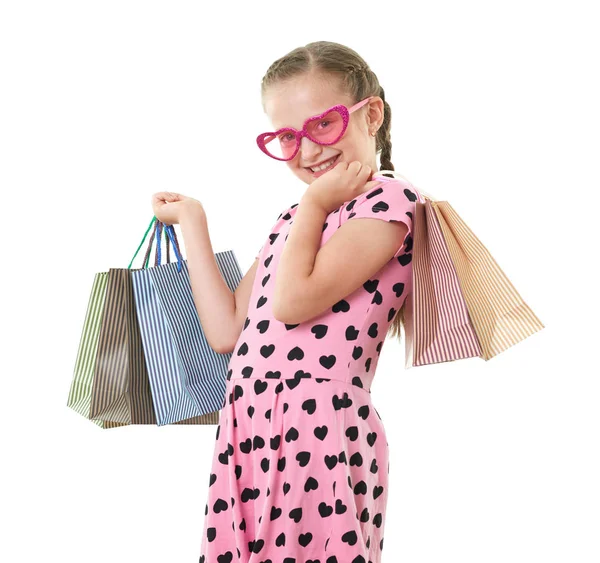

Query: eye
left=278, top=132, right=295, bottom=143
left=317, top=120, right=332, bottom=129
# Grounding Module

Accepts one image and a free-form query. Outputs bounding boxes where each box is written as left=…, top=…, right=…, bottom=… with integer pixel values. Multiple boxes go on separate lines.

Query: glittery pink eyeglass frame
left=256, top=96, right=374, bottom=161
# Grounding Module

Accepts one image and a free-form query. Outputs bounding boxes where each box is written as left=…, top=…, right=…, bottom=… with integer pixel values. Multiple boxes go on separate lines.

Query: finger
left=353, top=164, right=371, bottom=183
left=358, top=162, right=373, bottom=179
left=348, top=161, right=362, bottom=173
left=153, top=192, right=182, bottom=202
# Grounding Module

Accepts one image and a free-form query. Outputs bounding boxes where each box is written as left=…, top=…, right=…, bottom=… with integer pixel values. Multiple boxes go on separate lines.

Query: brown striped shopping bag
left=390, top=178, right=545, bottom=368
left=67, top=217, right=213, bottom=428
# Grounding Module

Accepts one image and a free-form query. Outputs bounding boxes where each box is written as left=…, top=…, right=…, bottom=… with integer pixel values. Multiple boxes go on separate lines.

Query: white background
left=1, top=1, right=598, bottom=562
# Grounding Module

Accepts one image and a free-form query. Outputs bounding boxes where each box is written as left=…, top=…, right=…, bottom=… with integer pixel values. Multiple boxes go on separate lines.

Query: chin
left=292, top=170, right=309, bottom=184
left=296, top=169, right=315, bottom=184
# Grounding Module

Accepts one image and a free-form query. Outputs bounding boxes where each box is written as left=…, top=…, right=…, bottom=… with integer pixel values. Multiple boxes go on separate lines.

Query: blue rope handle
left=163, top=224, right=183, bottom=273
left=155, top=221, right=162, bottom=266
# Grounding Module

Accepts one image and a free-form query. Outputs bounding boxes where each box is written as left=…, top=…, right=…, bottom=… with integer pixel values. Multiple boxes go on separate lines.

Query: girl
left=152, top=41, right=424, bottom=563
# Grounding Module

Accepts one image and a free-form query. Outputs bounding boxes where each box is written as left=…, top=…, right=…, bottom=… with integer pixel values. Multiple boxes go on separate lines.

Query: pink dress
left=199, top=174, right=422, bottom=563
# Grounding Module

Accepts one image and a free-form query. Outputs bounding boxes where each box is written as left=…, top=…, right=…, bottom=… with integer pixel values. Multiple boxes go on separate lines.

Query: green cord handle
left=128, top=216, right=157, bottom=270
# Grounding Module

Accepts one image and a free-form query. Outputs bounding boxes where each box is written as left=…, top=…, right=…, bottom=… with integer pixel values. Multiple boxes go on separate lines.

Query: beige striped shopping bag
left=404, top=194, right=544, bottom=368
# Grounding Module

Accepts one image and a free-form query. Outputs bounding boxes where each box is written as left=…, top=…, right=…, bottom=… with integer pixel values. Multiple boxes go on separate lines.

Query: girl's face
left=263, top=72, right=384, bottom=185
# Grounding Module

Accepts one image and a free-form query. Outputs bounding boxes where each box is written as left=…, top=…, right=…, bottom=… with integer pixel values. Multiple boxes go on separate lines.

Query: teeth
left=310, top=156, right=337, bottom=172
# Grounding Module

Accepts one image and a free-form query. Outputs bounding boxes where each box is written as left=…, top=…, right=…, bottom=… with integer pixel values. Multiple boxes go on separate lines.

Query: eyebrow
left=274, top=106, right=332, bottom=131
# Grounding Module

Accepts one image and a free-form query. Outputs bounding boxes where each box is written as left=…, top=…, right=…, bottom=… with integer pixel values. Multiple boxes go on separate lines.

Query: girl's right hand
left=151, top=192, right=204, bottom=225
left=304, top=160, right=381, bottom=214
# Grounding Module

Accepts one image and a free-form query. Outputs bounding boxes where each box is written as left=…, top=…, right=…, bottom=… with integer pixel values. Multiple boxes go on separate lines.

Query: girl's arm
left=220, top=257, right=260, bottom=354
left=179, top=204, right=259, bottom=354
left=273, top=185, right=412, bottom=325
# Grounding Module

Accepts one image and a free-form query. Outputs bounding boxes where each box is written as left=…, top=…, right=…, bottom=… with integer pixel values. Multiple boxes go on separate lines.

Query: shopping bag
left=65, top=217, right=161, bottom=428
left=131, top=218, right=243, bottom=426
left=405, top=197, right=484, bottom=367
left=375, top=170, right=545, bottom=368
left=67, top=217, right=211, bottom=427
left=86, top=220, right=161, bottom=425
left=432, top=199, right=544, bottom=360
left=406, top=193, right=544, bottom=368
left=128, top=219, right=219, bottom=426
left=67, top=271, right=128, bottom=429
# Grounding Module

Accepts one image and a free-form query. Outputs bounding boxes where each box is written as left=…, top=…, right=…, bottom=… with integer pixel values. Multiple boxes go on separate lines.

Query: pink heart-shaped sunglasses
left=256, top=96, right=374, bottom=161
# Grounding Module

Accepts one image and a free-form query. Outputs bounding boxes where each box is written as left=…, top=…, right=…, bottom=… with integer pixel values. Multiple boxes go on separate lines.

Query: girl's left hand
left=151, top=191, right=203, bottom=225
left=303, top=160, right=382, bottom=214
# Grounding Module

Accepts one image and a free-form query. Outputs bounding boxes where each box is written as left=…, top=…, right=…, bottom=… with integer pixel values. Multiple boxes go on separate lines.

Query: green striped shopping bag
left=66, top=271, right=127, bottom=429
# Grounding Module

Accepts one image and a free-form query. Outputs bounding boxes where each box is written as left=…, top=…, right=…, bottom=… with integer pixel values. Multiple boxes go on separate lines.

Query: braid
left=377, top=86, right=395, bottom=179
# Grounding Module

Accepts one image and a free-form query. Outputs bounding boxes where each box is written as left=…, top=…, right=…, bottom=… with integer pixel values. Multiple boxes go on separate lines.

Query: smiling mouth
left=305, top=154, right=341, bottom=173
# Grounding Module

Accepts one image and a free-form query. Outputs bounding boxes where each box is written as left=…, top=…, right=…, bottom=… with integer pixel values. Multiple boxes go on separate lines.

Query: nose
left=299, top=136, right=322, bottom=162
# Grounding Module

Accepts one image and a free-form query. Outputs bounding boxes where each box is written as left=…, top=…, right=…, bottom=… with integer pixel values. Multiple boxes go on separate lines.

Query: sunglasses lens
left=259, top=109, right=346, bottom=160
left=261, top=131, right=298, bottom=160
left=306, top=109, right=344, bottom=144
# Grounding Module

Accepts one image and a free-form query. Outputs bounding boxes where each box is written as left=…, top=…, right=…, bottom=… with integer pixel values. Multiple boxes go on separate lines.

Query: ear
left=366, top=96, right=385, bottom=129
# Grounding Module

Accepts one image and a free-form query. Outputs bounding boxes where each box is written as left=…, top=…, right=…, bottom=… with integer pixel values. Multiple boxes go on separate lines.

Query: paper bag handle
left=128, top=216, right=182, bottom=270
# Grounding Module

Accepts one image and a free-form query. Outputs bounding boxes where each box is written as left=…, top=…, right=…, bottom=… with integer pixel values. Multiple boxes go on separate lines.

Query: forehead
left=264, top=73, right=352, bottom=130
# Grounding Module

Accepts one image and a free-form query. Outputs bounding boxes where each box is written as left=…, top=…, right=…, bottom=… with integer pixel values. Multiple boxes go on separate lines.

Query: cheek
left=342, top=134, right=368, bottom=156
left=338, top=136, right=358, bottom=155
left=293, top=162, right=309, bottom=180
left=287, top=161, right=302, bottom=175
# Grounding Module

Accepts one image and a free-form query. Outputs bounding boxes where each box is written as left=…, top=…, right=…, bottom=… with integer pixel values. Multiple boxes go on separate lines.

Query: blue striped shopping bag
left=131, top=218, right=243, bottom=426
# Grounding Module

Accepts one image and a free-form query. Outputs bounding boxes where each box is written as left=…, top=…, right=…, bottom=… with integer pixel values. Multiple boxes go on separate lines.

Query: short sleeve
left=342, top=180, right=418, bottom=258
left=255, top=204, right=295, bottom=259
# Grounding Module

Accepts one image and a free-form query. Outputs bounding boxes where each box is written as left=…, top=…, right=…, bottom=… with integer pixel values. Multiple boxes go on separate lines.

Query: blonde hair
left=260, top=41, right=422, bottom=343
